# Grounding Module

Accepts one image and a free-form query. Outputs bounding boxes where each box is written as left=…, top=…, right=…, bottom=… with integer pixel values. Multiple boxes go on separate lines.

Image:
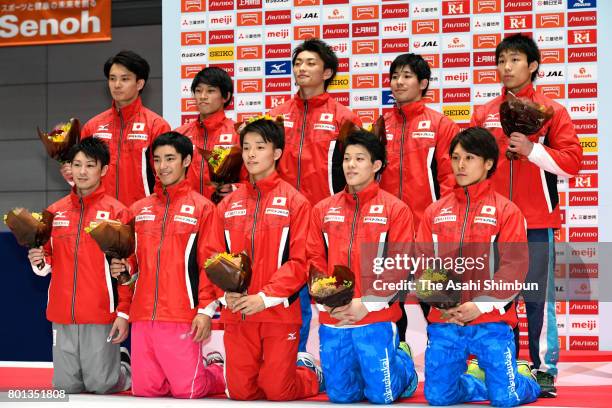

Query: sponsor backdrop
left=162, top=0, right=607, bottom=352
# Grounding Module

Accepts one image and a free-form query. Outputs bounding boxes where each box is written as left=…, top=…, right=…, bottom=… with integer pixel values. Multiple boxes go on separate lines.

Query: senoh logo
left=265, top=10, right=291, bottom=25
left=540, top=48, right=564, bottom=64
left=181, top=32, right=206, bottom=46
left=504, top=14, right=533, bottom=30
left=504, top=0, right=532, bottom=12
left=237, top=45, right=262, bottom=59
left=352, top=74, right=379, bottom=89
left=181, top=98, right=198, bottom=112
left=294, top=25, right=320, bottom=40
left=443, top=0, right=470, bottom=15
left=352, top=39, right=379, bottom=54
left=569, top=336, right=599, bottom=351
left=568, top=83, right=597, bottom=99
left=568, top=29, right=597, bottom=45
left=352, top=22, right=379, bottom=37
left=237, top=0, right=262, bottom=9
left=443, top=52, right=470, bottom=67
left=412, top=19, right=440, bottom=34
left=536, top=13, right=564, bottom=28
left=473, top=51, right=496, bottom=66
left=573, top=119, right=598, bottom=134
left=569, top=263, right=598, bottom=279
left=473, top=69, right=499, bottom=84
left=382, top=3, right=409, bottom=19
left=442, top=17, right=470, bottom=33
left=209, top=30, right=234, bottom=44
left=265, top=77, right=292, bottom=92
left=569, top=191, right=598, bottom=206
left=579, top=155, right=598, bottom=171
left=474, top=0, right=501, bottom=13
left=209, top=0, right=234, bottom=11
left=382, top=38, right=409, bottom=54
left=568, top=47, right=597, bottom=63
left=323, top=24, right=349, bottom=39
left=182, top=0, right=205, bottom=12
left=238, top=79, right=263, bottom=93
left=181, top=64, right=206, bottom=79
left=568, top=11, right=597, bottom=27
left=265, top=43, right=291, bottom=59
left=238, top=11, right=262, bottom=26
left=443, top=88, right=471, bottom=103
left=474, top=34, right=501, bottom=49
left=570, top=173, right=597, bottom=189
left=352, top=5, right=379, bottom=20
left=536, top=84, right=565, bottom=99
left=265, top=94, right=290, bottom=109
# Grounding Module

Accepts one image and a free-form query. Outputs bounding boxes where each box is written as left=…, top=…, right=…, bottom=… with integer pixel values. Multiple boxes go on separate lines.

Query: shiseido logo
left=569, top=337, right=598, bottom=350
left=323, top=24, right=349, bottom=38
left=443, top=53, right=470, bottom=67
left=573, top=119, right=597, bottom=133
left=382, top=4, right=409, bottom=18
left=265, top=10, right=291, bottom=25
left=443, top=88, right=471, bottom=102
left=442, top=18, right=470, bottom=32
left=265, top=44, right=291, bottom=58
left=568, top=84, right=597, bottom=98
left=568, top=47, right=597, bottom=62
left=504, top=0, right=532, bottom=12
left=568, top=11, right=597, bottom=26
left=382, top=39, right=408, bottom=53
left=209, top=30, right=234, bottom=44
left=209, top=0, right=234, bottom=11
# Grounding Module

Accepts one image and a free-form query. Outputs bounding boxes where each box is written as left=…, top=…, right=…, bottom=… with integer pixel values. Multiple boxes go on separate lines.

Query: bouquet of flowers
left=309, top=264, right=355, bottom=309
left=204, top=251, right=252, bottom=293
left=415, top=268, right=461, bottom=310
left=85, top=220, right=135, bottom=285
left=4, top=208, right=54, bottom=248
left=199, top=145, right=243, bottom=203
left=499, top=94, right=553, bottom=160
left=37, top=118, right=80, bottom=163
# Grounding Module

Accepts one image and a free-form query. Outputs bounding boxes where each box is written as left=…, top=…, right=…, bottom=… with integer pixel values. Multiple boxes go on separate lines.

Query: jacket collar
left=341, top=180, right=379, bottom=205
left=199, top=109, right=228, bottom=130
left=245, top=171, right=282, bottom=196
left=395, top=100, right=425, bottom=118
left=153, top=178, right=192, bottom=201
left=502, top=83, right=535, bottom=99
left=112, top=96, right=142, bottom=120
left=452, top=179, right=494, bottom=203
left=293, top=91, right=330, bottom=108
left=70, top=183, right=106, bottom=207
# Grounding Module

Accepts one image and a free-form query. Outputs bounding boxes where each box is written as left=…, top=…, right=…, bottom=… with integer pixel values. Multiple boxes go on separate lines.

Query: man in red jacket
left=417, top=126, right=540, bottom=406
left=307, top=130, right=418, bottom=403
left=380, top=53, right=459, bottom=342
left=470, top=34, right=583, bottom=397
left=205, top=117, right=322, bottom=400
left=174, top=67, right=239, bottom=199
left=269, top=38, right=362, bottom=352
left=63, top=50, right=171, bottom=207
left=111, top=132, right=225, bottom=398
left=28, top=137, right=131, bottom=394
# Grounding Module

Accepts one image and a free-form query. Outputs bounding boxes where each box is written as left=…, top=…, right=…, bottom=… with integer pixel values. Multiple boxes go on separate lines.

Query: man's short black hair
left=389, top=53, right=431, bottom=97
left=292, top=38, right=338, bottom=90
left=103, top=50, right=150, bottom=93
left=495, top=34, right=541, bottom=82
left=240, top=118, right=285, bottom=152
left=343, top=130, right=387, bottom=177
left=449, top=127, right=499, bottom=178
left=190, top=67, right=234, bottom=108
left=67, top=136, right=110, bottom=167
left=152, top=132, right=193, bottom=161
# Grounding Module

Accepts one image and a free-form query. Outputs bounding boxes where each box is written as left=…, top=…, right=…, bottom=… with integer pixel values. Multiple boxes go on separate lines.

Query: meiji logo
left=209, top=0, right=234, bottom=11
left=352, top=22, right=379, bottom=37
left=474, top=69, right=499, bottom=84
left=381, top=22, right=408, bottom=35
left=352, top=5, right=378, bottom=20
left=208, top=13, right=234, bottom=27
left=443, top=87, right=471, bottom=103
left=504, top=0, right=532, bottom=12
left=443, top=70, right=470, bottom=84
left=573, top=119, right=598, bottom=134
left=568, top=83, right=597, bottom=99
left=382, top=39, right=408, bottom=54
left=266, top=27, right=290, bottom=41
left=181, top=32, right=205, bottom=46
left=473, top=51, right=496, bottom=67
left=237, top=0, right=262, bottom=8
left=568, top=47, right=597, bottom=63
left=504, top=14, right=532, bottom=30
left=265, top=10, right=291, bottom=25
left=209, top=30, right=234, bottom=44
left=323, top=24, right=349, bottom=39
left=327, top=40, right=349, bottom=56
left=294, top=26, right=319, bottom=40
left=569, top=101, right=597, bottom=116
left=443, top=0, right=469, bottom=15
left=238, top=79, right=262, bottom=93
left=413, top=19, right=439, bottom=34
left=537, top=84, right=565, bottom=99
left=569, top=29, right=596, bottom=45
left=475, top=0, right=501, bottom=13
left=475, top=34, right=500, bottom=49
left=238, top=12, right=262, bottom=25
left=569, top=263, right=598, bottom=278
left=537, top=13, right=563, bottom=28
left=569, top=336, right=599, bottom=351
left=443, top=52, right=470, bottom=67
left=540, top=49, right=564, bottom=64
left=382, top=3, right=409, bottom=19
left=568, top=11, right=597, bottom=27
left=579, top=156, right=598, bottom=171
left=265, top=43, right=291, bottom=58
left=569, top=317, right=599, bottom=334
left=238, top=45, right=262, bottom=59
left=353, top=40, right=378, bottom=54
left=442, top=17, right=470, bottom=32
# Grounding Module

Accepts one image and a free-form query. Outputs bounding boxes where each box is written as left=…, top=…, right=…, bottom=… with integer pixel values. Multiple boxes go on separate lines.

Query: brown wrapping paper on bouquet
left=4, top=208, right=54, bottom=248
left=37, top=118, right=80, bottom=163
left=309, top=264, right=355, bottom=309
left=85, top=220, right=135, bottom=285
left=199, top=145, right=243, bottom=204
left=204, top=252, right=252, bottom=293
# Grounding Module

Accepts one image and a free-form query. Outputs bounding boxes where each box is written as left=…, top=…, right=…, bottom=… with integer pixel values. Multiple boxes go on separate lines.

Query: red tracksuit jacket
left=379, top=101, right=458, bottom=227
left=127, top=179, right=224, bottom=323
left=174, top=110, right=239, bottom=199
left=470, top=84, right=582, bottom=229
left=269, top=92, right=362, bottom=206
left=210, top=172, right=311, bottom=324
left=81, top=97, right=171, bottom=207
left=307, top=181, right=415, bottom=326
left=416, top=179, right=529, bottom=327
left=41, top=185, right=131, bottom=324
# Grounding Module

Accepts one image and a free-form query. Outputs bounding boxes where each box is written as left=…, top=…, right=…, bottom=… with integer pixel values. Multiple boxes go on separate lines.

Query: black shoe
left=535, top=371, right=557, bottom=398
left=120, top=346, right=131, bottom=365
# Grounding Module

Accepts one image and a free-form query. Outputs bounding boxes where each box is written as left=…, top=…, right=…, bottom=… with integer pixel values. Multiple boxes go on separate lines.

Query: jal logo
left=369, top=205, right=384, bottom=214
left=443, top=0, right=469, bottom=15
left=474, top=0, right=501, bottom=13
left=504, top=0, right=532, bottom=12
left=181, top=32, right=206, bottom=46
left=180, top=205, right=195, bottom=215
left=272, top=197, right=287, bottom=206
left=238, top=12, right=262, bottom=26
left=412, top=40, right=439, bottom=50
left=294, top=9, right=319, bottom=22
left=569, top=29, right=596, bottom=45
